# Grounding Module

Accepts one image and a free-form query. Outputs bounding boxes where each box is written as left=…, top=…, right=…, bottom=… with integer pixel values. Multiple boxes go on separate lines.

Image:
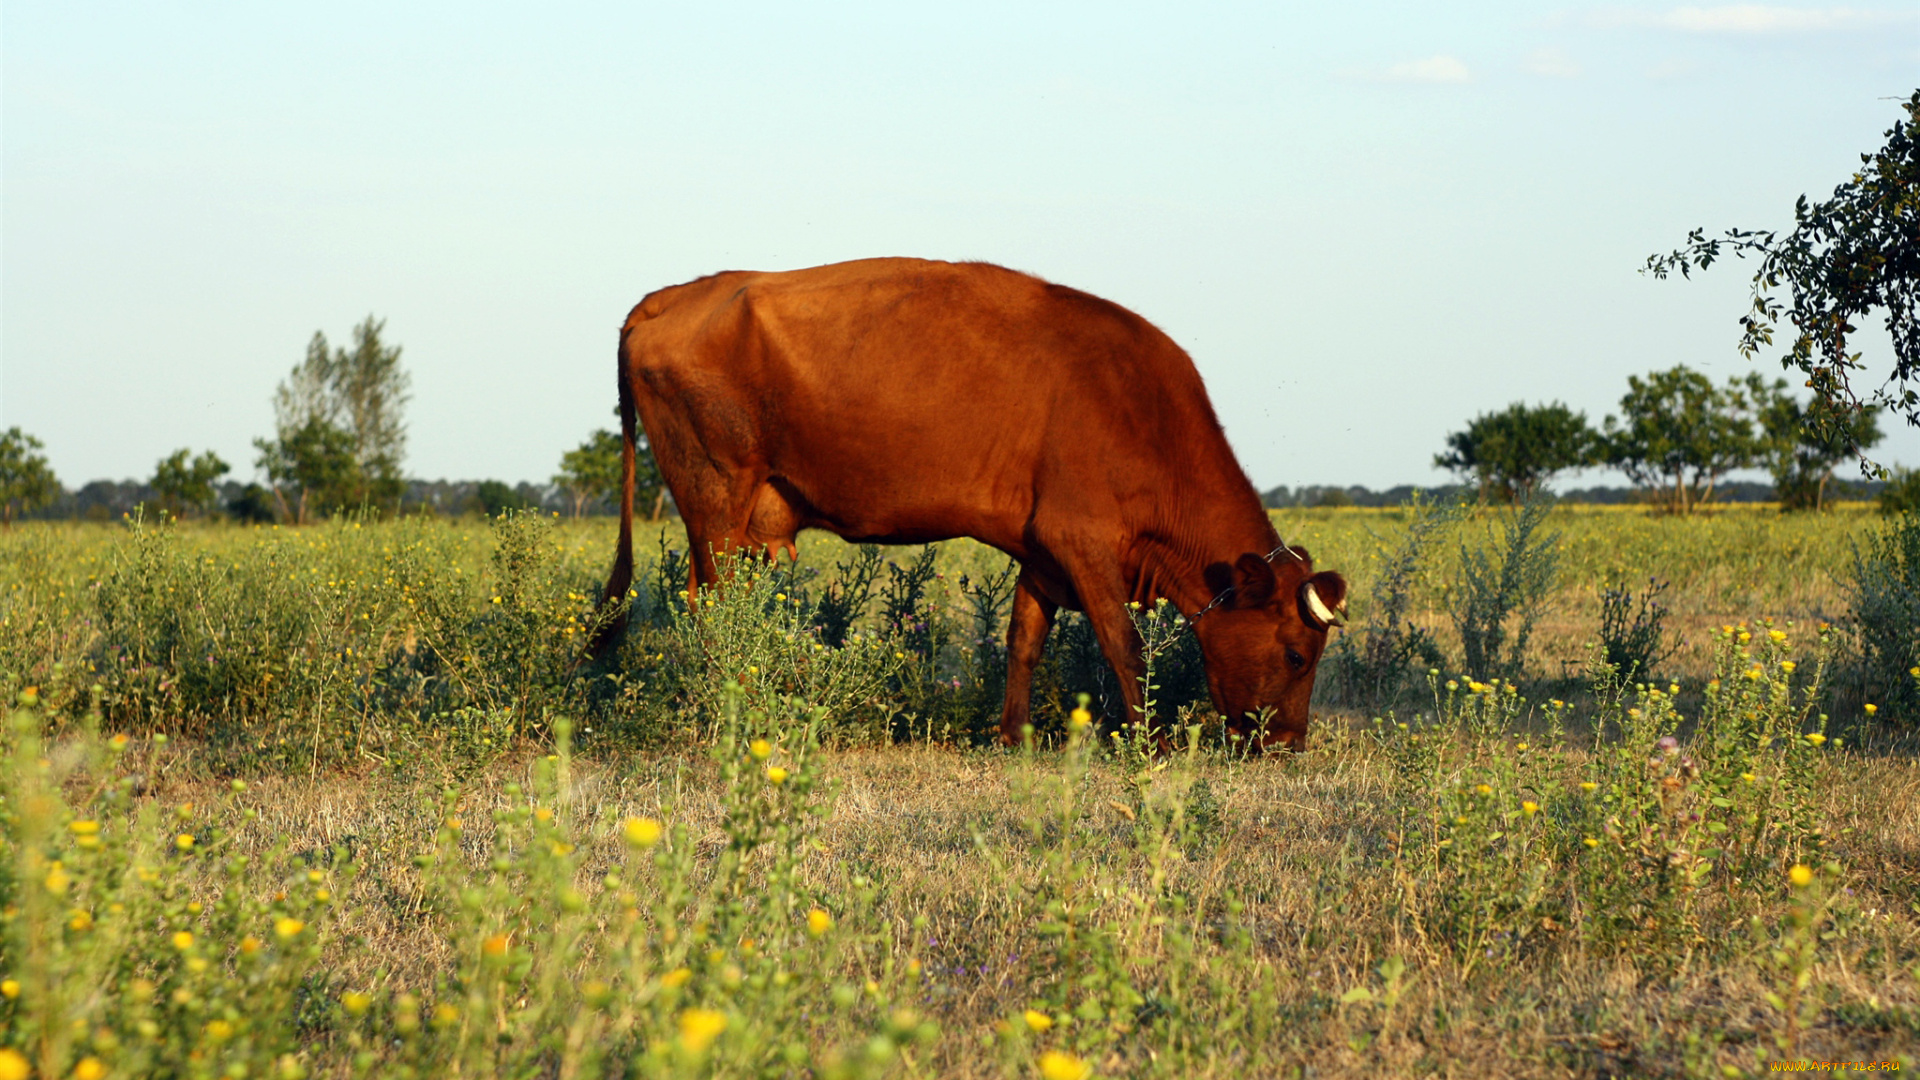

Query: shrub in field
left=1449, top=497, right=1561, bottom=683
left=1595, top=575, right=1680, bottom=682
left=1878, top=467, right=1920, bottom=515
left=1377, top=621, right=1845, bottom=967
left=83, top=511, right=611, bottom=770
left=1322, top=491, right=1460, bottom=711
left=639, top=552, right=904, bottom=746
left=1845, top=511, right=1920, bottom=723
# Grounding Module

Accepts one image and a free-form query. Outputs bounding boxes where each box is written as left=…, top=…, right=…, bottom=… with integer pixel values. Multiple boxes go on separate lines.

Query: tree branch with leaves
left=1646, top=90, right=1920, bottom=464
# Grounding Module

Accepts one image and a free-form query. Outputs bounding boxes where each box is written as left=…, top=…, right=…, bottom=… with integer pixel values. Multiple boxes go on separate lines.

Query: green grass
left=1, top=507, right=1917, bottom=1077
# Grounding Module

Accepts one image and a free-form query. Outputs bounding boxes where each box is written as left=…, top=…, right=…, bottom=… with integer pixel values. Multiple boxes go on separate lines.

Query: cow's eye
left=1285, top=648, right=1306, bottom=671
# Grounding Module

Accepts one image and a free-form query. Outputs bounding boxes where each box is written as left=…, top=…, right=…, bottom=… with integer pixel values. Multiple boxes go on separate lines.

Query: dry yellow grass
left=107, top=722, right=1917, bottom=1078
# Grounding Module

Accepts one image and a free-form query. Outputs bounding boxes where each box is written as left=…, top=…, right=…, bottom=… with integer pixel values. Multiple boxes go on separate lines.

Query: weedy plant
left=1323, top=491, right=1462, bottom=711
left=1449, top=496, right=1561, bottom=685
left=1845, top=510, right=1920, bottom=723
left=0, top=704, right=340, bottom=1080
left=1377, top=620, right=1850, bottom=969
left=1595, top=575, right=1680, bottom=683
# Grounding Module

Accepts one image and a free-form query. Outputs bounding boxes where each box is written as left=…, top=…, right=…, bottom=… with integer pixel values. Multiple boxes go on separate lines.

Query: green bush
left=1845, top=511, right=1920, bottom=723
left=1449, top=497, right=1561, bottom=682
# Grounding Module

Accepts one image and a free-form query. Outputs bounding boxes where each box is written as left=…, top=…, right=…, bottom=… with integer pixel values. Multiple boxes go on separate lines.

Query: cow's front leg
left=999, top=568, right=1058, bottom=746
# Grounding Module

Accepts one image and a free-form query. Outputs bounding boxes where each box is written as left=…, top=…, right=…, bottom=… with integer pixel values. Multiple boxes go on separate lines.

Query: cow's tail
left=588, top=336, right=640, bottom=661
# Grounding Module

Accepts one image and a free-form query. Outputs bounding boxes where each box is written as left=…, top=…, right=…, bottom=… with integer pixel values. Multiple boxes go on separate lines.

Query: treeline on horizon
left=7, top=474, right=1904, bottom=525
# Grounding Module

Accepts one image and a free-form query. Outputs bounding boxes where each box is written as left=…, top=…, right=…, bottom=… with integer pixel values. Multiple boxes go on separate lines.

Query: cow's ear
left=1231, top=553, right=1278, bottom=608
left=1298, top=571, right=1349, bottom=629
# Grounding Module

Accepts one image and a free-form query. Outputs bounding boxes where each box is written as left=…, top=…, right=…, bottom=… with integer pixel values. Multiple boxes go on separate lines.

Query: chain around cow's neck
left=1183, top=543, right=1304, bottom=625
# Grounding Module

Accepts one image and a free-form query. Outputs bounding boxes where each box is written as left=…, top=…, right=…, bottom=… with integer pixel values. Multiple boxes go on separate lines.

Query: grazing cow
left=593, top=258, right=1346, bottom=749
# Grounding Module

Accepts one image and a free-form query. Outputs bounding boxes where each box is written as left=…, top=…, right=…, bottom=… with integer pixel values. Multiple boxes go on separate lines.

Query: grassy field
left=2, top=506, right=1917, bottom=1077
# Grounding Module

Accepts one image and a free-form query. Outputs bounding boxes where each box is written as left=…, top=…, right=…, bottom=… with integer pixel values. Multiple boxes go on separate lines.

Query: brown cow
left=594, top=258, right=1347, bottom=749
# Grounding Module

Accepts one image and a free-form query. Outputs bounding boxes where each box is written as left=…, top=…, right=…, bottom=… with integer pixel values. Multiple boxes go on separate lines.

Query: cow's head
left=1192, top=546, right=1347, bottom=751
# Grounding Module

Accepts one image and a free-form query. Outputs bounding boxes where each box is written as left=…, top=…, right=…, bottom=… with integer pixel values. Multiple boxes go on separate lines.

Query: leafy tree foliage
left=1879, top=467, right=1920, bottom=515
left=0, top=427, right=59, bottom=526
left=149, top=449, right=231, bottom=518
left=1603, top=366, right=1767, bottom=514
left=552, top=428, right=665, bottom=519
left=1646, top=91, right=1920, bottom=449
left=1434, top=401, right=1599, bottom=503
left=254, top=418, right=359, bottom=524
left=475, top=480, right=532, bottom=518
left=255, top=317, right=411, bottom=521
left=1752, top=382, right=1884, bottom=511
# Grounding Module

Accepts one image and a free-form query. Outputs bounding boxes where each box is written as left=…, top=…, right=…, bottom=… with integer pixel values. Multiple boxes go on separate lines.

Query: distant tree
left=1603, top=366, right=1765, bottom=514
left=258, top=316, right=411, bottom=518
left=0, top=427, right=60, bottom=527
left=254, top=418, right=359, bottom=524
left=150, top=449, right=231, bottom=518
left=1878, top=467, right=1920, bottom=515
left=1646, top=91, right=1920, bottom=450
left=226, top=483, right=279, bottom=524
left=475, top=480, right=531, bottom=517
left=1752, top=381, right=1885, bottom=511
left=554, top=430, right=622, bottom=518
left=1435, top=401, right=1600, bottom=503
left=553, top=427, right=666, bottom=519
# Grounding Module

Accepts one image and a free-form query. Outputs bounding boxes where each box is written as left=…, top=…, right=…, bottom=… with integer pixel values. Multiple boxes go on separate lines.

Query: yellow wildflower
left=1039, top=1051, right=1092, bottom=1080
left=749, top=739, right=772, bottom=760
left=1521, top=801, right=1538, bottom=815
left=172, top=931, right=194, bottom=951
left=73, top=1058, right=107, bottom=1080
left=0, top=1050, right=23, bottom=1080
left=807, top=908, right=833, bottom=936
left=1578, top=782, right=1598, bottom=792
left=205, top=1019, right=234, bottom=1040
left=1582, top=838, right=1599, bottom=848
left=1069, top=707, right=1092, bottom=730
left=175, top=833, right=195, bottom=851
left=69, top=820, right=101, bottom=836
left=1789, top=864, right=1813, bottom=888
left=1768, top=629, right=1787, bottom=644
left=766, top=766, right=789, bottom=785
left=1024, top=1009, right=1054, bottom=1032
left=678, top=1008, right=728, bottom=1053
left=624, top=817, right=663, bottom=849
left=1474, top=784, right=1492, bottom=796
left=1805, top=733, right=1826, bottom=747
left=0, top=980, right=19, bottom=999
left=660, top=967, right=692, bottom=988
left=1864, top=704, right=1878, bottom=716
left=482, top=934, right=510, bottom=959
left=275, top=917, right=306, bottom=940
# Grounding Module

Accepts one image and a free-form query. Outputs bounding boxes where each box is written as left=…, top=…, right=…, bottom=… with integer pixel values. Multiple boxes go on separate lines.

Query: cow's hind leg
left=681, top=480, right=801, bottom=612
left=999, top=569, right=1058, bottom=746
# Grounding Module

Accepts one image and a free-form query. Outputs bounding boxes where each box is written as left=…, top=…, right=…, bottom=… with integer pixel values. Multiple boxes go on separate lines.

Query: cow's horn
left=1304, top=582, right=1343, bottom=628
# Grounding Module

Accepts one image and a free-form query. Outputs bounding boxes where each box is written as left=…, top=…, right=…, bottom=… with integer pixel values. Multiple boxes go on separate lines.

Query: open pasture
left=2, top=506, right=1917, bottom=1078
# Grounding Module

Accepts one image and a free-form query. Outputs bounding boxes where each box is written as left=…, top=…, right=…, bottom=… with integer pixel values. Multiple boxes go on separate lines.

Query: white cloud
left=1382, top=55, right=1474, bottom=83
left=1524, top=47, right=1583, bottom=77
left=1587, top=5, right=1915, bottom=33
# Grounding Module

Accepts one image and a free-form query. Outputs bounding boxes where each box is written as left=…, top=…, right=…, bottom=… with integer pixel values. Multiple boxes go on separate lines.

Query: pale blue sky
left=4, top=2, right=1916, bottom=491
